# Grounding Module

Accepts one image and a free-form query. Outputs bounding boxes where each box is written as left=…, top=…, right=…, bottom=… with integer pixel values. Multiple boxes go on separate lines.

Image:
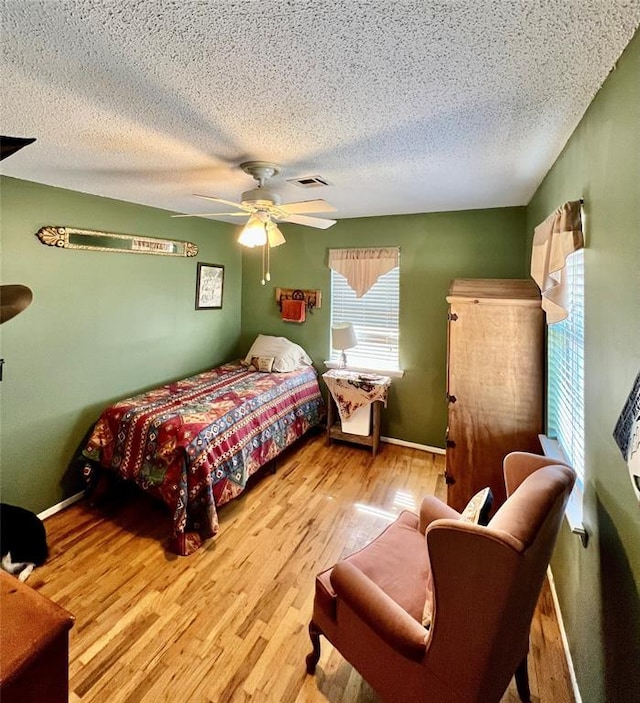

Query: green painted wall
left=0, top=177, right=241, bottom=513
left=240, top=207, right=527, bottom=448
left=0, top=180, right=527, bottom=512
left=526, top=31, right=640, bottom=703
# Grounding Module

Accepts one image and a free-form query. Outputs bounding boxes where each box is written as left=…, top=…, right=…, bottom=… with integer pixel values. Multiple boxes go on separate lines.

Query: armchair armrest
left=419, top=496, right=461, bottom=534
left=330, top=560, right=429, bottom=661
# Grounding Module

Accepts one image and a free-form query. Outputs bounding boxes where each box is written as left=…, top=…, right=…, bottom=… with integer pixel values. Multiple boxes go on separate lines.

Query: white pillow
left=243, top=335, right=312, bottom=372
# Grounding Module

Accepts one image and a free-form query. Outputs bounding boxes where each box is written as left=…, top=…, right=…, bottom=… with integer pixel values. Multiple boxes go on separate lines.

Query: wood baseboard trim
left=381, top=436, right=446, bottom=455
left=33, top=444, right=445, bottom=521
left=547, top=566, right=582, bottom=703
left=35, top=441, right=445, bottom=521
left=38, top=491, right=84, bottom=521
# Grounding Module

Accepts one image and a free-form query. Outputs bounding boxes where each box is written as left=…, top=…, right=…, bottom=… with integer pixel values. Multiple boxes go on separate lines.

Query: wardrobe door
left=445, top=281, right=543, bottom=513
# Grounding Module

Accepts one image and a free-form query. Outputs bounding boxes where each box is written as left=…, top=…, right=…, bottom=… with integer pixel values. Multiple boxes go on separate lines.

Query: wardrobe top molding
left=447, top=279, right=541, bottom=306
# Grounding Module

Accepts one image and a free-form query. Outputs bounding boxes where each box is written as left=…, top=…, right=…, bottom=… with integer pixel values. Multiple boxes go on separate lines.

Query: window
left=546, top=248, right=585, bottom=485
left=330, top=265, right=400, bottom=373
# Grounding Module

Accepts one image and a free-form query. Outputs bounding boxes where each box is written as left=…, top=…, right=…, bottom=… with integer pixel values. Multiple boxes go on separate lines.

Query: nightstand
left=323, top=370, right=391, bottom=457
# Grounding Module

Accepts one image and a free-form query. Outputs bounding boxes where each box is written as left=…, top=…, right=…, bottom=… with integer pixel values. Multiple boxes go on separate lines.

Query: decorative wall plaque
left=36, top=226, right=198, bottom=257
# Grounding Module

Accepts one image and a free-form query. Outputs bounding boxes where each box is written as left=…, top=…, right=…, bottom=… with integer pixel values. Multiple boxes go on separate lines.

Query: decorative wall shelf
left=275, top=287, right=321, bottom=312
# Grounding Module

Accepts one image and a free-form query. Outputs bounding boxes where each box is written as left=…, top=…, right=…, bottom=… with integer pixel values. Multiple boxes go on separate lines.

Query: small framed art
left=195, top=263, right=224, bottom=310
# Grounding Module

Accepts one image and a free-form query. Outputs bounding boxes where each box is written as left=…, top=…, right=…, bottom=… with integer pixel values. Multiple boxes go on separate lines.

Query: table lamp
left=332, top=322, right=357, bottom=368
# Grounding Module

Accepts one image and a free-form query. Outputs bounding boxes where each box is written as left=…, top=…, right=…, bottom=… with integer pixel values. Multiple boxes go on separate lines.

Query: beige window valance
left=530, top=200, right=584, bottom=324
left=328, top=247, right=399, bottom=298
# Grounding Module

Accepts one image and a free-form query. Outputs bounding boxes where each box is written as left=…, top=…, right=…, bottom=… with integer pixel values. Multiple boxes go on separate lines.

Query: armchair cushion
left=313, top=510, right=429, bottom=633
left=340, top=510, right=429, bottom=621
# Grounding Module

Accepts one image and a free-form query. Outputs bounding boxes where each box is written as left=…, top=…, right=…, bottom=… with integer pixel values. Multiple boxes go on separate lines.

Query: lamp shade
left=238, top=213, right=268, bottom=247
left=331, top=322, right=357, bottom=351
left=266, top=221, right=286, bottom=247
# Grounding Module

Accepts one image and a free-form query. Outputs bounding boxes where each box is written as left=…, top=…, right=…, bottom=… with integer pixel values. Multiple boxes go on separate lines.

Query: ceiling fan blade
left=171, top=212, right=248, bottom=218
left=280, top=213, right=337, bottom=229
left=279, top=199, right=337, bottom=215
left=0, top=284, right=33, bottom=323
left=193, top=194, right=249, bottom=210
left=202, top=212, right=249, bottom=217
left=0, top=136, right=36, bottom=161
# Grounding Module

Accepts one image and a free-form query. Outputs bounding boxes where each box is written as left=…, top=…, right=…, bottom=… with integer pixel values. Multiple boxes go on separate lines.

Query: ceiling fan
left=172, top=161, right=337, bottom=249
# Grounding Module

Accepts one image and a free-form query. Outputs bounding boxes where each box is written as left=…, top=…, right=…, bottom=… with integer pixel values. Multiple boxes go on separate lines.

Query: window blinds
left=547, top=248, right=585, bottom=483
left=330, top=266, right=400, bottom=371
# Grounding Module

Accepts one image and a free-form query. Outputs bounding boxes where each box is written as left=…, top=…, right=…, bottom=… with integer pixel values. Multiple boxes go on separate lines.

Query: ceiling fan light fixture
left=238, top=213, right=268, bottom=247
left=266, top=221, right=286, bottom=247
left=183, top=161, right=337, bottom=231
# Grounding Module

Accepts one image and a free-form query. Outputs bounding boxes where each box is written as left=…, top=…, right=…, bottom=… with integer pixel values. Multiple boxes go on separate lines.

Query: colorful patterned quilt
left=83, top=362, right=324, bottom=554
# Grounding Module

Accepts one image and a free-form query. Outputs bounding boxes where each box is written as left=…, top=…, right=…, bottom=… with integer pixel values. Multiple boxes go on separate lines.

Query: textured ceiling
left=1, top=1, right=639, bottom=222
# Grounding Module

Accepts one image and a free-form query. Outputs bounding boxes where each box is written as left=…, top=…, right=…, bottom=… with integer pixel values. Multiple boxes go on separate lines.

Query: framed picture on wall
left=195, top=263, right=224, bottom=310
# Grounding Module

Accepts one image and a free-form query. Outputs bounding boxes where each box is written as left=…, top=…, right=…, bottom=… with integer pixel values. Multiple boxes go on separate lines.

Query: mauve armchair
left=306, top=452, right=576, bottom=703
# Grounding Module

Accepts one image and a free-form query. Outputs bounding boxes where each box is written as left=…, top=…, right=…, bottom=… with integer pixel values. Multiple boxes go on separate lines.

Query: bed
left=82, top=356, right=324, bottom=555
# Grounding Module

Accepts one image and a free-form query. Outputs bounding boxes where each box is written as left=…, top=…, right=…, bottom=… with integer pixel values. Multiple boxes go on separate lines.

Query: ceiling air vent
left=286, top=175, right=331, bottom=188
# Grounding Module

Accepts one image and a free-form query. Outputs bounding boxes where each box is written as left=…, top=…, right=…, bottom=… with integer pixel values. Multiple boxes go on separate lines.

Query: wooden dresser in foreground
left=445, top=278, right=544, bottom=512
left=0, top=571, right=75, bottom=703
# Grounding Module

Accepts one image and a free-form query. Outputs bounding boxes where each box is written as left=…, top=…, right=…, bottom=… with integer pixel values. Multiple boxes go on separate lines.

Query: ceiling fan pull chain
left=266, top=238, right=271, bottom=282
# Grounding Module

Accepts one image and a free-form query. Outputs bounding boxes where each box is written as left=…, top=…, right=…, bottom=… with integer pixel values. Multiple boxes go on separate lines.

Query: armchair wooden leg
left=515, top=655, right=531, bottom=702
left=305, top=621, right=322, bottom=675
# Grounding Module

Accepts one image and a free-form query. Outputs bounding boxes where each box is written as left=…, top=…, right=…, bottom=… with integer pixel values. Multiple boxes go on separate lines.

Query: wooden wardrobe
left=445, top=279, right=544, bottom=512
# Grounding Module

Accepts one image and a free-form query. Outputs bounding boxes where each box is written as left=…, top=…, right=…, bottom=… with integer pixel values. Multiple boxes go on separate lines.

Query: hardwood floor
left=31, top=432, right=574, bottom=702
